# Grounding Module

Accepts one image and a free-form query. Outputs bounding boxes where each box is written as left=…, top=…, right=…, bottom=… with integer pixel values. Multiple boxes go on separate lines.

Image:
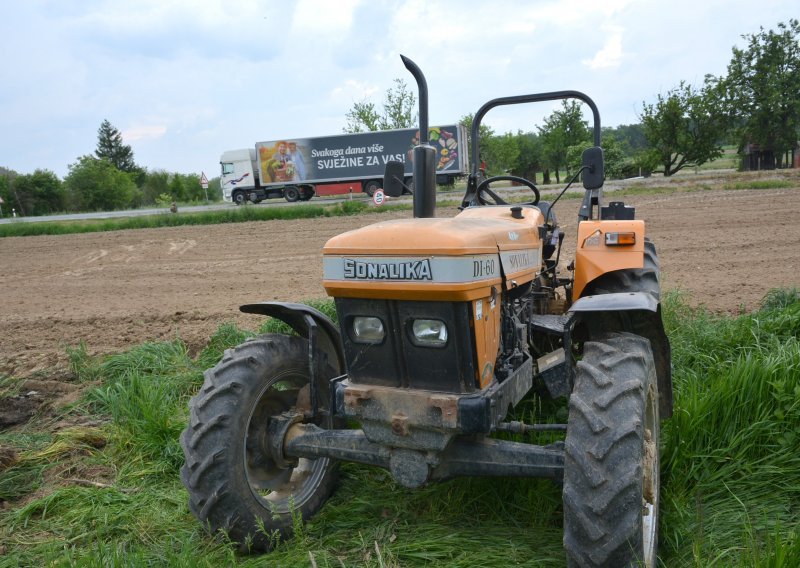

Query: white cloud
left=290, top=0, right=361, bottom=35
left=582, top=33, right=624, bottom=69
left=330, top=79, right=381, bottom=104
left=123, top=125, right=168, bottom=141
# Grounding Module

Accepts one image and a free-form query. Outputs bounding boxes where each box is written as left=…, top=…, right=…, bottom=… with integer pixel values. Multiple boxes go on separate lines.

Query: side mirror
left=581, top=146, right=604, bottom=190
left=383, top=161, right=405, bottom=197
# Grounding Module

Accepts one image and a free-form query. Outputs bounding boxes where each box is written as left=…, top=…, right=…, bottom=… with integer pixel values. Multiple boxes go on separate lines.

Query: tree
left=344, top=79, right=417, bottom=132
left=482, top=132, right=520, bottom=176
left=9, top=170, right=66, bottom=216
left=602, top=124, right=648, bottom=155
left=0, top=167, right=17, bottom=216
left=344, top=101, right=381, bottom=133
left=169, top=174, right=186, bottom=202
left=566, top=134, right=628, bottom=181
left=720, top=19, right=800, bottom=168
left=538, top=100, right=590, bottom=183
left=95, top=119, right=139, bottom=174
left=510, top=131, right=543, bottom=180
left=139, top=169, right=170, bottom=205
left=64, top=156, right=139, bottom=211
left=639, top=82, right=726, bottom=176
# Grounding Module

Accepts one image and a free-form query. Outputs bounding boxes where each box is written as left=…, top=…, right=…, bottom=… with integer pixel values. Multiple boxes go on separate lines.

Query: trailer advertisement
left=219, top=125, right=467, bottom=204
left=256, top=126, right=463, bottom=184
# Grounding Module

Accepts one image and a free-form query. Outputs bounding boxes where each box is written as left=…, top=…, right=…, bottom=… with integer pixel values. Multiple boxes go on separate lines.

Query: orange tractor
left=181, top=56, right=671, bottom=567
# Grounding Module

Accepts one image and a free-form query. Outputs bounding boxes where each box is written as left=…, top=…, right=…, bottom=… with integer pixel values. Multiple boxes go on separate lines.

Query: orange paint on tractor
left=323, top=204, right=545, bottom=388
left=573, top=219, right=646, bottom=299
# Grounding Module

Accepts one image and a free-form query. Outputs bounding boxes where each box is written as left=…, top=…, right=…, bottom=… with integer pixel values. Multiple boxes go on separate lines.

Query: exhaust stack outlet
left=401, top=55, right=436, bottom=218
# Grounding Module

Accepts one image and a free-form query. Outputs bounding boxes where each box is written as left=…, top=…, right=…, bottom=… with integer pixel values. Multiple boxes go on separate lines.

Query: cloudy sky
left=1, top=0, right=797, bottom=179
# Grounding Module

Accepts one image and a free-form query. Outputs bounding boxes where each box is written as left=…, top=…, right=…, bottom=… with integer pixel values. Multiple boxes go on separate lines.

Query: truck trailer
left=220, top=125, right=468, bottom=204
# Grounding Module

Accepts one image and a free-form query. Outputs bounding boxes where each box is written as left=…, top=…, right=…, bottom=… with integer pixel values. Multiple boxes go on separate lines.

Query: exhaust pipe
left=401, top=55, right=436, bottom=219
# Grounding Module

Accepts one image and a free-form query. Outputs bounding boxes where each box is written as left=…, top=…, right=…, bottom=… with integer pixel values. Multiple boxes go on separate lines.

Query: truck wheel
left=299, top=185, right=314, bottom=201
left=284, top=186, right=300, bottom=202
left=563, top=332, right=659, bottom=567
left=363, top=180, right=381, bottom=197
left=180, top=335, right=340, bottom=552
left=233, top=191, right=246, bottom=206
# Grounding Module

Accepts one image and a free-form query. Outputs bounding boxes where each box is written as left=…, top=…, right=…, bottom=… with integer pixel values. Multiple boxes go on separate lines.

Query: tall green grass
left=660, top=290, right=800, bottom=565
left=1, top=291, right=800, bottom=565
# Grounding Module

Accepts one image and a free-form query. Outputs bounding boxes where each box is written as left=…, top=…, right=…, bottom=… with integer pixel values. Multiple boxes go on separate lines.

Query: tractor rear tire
left=180, top=335, right=339, bottom=551
left=563, top=332, right=659, bottom=567
left=581, top=238, right=672, bottom=419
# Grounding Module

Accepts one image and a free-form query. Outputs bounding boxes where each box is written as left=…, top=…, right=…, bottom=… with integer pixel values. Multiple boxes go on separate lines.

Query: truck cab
left=220, top=149, right=259, bottom=204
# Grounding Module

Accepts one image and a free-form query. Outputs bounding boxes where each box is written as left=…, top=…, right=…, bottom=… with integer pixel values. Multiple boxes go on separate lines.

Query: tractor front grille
left=335, top=298, right=477, bottom=393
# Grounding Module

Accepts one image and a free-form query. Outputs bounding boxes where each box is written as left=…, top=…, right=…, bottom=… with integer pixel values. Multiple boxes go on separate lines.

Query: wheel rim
left=642, top=382, right=659, bottom=566
left=243, top=370, right=330, bottom=514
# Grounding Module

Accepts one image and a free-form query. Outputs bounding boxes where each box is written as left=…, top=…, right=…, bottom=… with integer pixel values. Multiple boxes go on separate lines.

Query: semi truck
left=220, top=125, right=468, bottom=204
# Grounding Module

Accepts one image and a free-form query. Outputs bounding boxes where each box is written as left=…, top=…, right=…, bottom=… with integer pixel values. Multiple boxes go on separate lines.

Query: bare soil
left=1, top=174, right=798, bottom=386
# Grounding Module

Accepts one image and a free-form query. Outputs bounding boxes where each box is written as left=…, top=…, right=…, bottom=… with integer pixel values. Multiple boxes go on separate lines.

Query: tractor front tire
left=180, top=335, right=339, bottom=551
left=563, top=332, right=659, bottom=567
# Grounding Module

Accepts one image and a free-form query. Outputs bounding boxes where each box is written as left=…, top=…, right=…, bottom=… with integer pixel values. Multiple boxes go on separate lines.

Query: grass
left=724, top=179, right=797, bottom=190
left=2, top=292, right=800, bottom=566
left=0, top=199, right=403, bottom=238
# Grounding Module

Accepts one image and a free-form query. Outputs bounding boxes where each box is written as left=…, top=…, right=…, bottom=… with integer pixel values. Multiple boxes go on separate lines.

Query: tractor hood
left=323, top=205, right=545, bottom=301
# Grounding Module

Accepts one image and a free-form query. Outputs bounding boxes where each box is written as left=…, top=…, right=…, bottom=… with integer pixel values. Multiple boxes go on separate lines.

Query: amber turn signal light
left=605, top=232, right=636, bottom=246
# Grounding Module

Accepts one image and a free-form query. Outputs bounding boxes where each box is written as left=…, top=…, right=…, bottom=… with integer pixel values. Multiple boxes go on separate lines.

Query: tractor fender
left=239, top=302, right=345, bottom=373
left=568, top=291, right=657, bottom=313
left=568, top=292, right=673, bottom=418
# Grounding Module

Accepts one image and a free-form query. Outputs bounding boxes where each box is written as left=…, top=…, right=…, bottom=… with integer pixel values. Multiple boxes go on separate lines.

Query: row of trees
left=640, top=19, right=799, bottom=175
left=347, top=19, right=799, bottom=179
left=0, top=120, right=217, bottom=217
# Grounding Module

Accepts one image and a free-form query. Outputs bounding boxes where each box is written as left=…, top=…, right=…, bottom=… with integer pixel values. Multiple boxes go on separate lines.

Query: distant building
left=741, top=143, right=798, bottom=171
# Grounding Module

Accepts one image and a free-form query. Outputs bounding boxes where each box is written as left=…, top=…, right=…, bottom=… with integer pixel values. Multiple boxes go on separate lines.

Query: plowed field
left=2, top=177, right=798, bottom=379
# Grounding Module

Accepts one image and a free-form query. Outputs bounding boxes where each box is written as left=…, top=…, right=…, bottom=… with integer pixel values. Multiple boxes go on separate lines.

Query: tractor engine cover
left=323, top=204, right=545, bottom=395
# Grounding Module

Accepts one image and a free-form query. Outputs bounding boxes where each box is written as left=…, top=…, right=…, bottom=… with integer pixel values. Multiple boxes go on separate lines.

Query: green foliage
left=510, top=130, right=544, bottom=180
left=602, top=123, right=648, bottom=154
left=87, top=340, right=197, bottom=472
left=639, top=81, right=726, bottom=176
left=95, top=119, right=139, bottom=174
left=64, top=156, right=140, bottom=212
left=5, top=169, right=65, bottom=216
left=719, top=19, right=800, bottom=167
left=538, top=100, right=591, bottom=183
left=724, top=179, right=796, bottom=190
left=566, top=134, right=629, bottom=180
left=344, top=79, right=417, bottom=133
left=482, top=131, right=520, bottom=176
left=659, top=290, right=800, bottom=565
left=66, top=340, right=103, bottom=383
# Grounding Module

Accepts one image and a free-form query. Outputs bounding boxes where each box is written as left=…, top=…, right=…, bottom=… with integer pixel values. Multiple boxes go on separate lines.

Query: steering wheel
left=476, top=175, right=540, bottom=206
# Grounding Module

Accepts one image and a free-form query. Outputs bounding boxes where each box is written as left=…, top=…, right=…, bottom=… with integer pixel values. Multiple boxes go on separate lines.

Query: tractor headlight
left=411, top=319, right=448, bottom=347
left=352, top=316, right=385, bottom=343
